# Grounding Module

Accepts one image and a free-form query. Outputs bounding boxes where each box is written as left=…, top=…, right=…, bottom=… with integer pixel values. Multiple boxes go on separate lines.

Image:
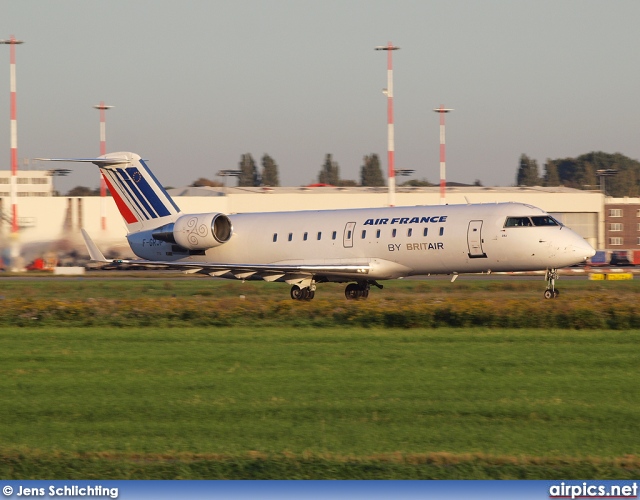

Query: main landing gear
left=290, top=284, right=315, bottom=301
left=345, top=281, right=383, bottom=300
left=290, top=281, right=384, bottom=301
left=345, top=283, right=369, bottom=299
left=544, top=268, right=560, bottom=299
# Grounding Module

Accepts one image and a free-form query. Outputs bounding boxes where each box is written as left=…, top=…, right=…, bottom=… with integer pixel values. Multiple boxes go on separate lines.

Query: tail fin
left=37, top=152, right=181, bottom=232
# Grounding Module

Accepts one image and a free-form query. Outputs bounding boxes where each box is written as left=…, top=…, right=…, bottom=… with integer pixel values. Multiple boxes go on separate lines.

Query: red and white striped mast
left=94, top=101, right=113, bottom=230
left=1, top=35, right=24, bottom=243
left=375, top=42, right=400, bottom=207
left=433, top=106, right=453, bottom=205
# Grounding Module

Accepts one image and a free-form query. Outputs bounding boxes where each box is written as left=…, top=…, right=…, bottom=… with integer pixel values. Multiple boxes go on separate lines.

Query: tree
left=554, top=152, right=633, bottom=194
left=516, top=154, right=541, bottom=186
left=360, top=154, right=385, bottom=187
left=238, top=153, right=258, bottom=187
left=318, top=154, right=339, bottom=185
left=261, top=154, right=280, bottom=187
left=543, top=160, right=560, bottom=186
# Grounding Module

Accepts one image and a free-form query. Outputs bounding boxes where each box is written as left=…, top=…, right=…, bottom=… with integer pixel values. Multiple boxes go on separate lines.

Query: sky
left=2, top=0, right=640, bottom=195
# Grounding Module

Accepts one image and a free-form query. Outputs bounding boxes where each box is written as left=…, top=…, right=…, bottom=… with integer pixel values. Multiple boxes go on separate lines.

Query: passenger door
left=343, top=222, right=356, bottom=248
left=467, top=220, right=487, bottom=258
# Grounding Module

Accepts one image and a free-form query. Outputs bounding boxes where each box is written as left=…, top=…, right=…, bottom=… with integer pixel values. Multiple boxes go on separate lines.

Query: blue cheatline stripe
left=110, top=169, right=152, bottom=221
left=139, top=159, right=181, bottom=214
left=117, top=168, right=157, bottom=218
left=125, top=166, right=172, bottom=218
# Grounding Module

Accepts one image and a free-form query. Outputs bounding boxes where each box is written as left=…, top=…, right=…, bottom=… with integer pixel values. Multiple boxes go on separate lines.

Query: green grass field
left=0, top=311, right=638, bottom=478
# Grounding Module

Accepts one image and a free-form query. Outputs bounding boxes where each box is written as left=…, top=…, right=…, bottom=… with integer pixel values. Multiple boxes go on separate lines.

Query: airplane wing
left=92, top=256, right=372, bottom=283
left=81, top=229, right=371, bottom=283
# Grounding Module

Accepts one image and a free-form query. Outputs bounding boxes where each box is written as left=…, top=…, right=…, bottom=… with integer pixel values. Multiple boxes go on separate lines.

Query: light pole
left=0, top=35, right=24, bottom=269
left=375, top=42, right=400, bottom=207
left=433, top=106, right=453, bottom=205
left=596, top=169, right=617, bottom=196
left=94, top=102, right=113, bottom=230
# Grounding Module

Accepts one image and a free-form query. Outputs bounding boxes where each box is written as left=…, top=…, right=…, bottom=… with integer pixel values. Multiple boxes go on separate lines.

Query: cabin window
left=439, top=227, right=445, bottom=236
left=407, top=228, right=412, bottom=237
left=392, top=229, right=397, bottom=238
left=317, top=232, right=322, bottom=240
left=347, top=230, right=352, bottom=239
left=361, top=230, right=366, bottom=239
left=376, top=229, right=381, bottom=238
left=288, top=233, right=293, bottom=242
left=273, top=233, right=278, bottom=242
left=423, top=227, right=428, bottom=237
left=303, top=232, right=308, bottom=241
left=332, top=231, right=337, bottom=240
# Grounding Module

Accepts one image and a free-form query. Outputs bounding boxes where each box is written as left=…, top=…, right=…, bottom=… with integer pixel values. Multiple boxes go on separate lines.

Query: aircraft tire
left=345, top=283, right=358, bottom=300
left=290, top=285, right=302, bottom=300
left=544, top=289, right=554, bottom=299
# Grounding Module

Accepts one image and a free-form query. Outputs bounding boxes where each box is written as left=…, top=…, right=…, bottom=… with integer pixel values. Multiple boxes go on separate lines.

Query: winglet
left=81, top=229, right=108, bottom=262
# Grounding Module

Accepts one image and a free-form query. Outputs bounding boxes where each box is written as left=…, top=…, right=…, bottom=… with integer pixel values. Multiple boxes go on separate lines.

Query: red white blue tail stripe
left=100, top=159, right=180, bottom=225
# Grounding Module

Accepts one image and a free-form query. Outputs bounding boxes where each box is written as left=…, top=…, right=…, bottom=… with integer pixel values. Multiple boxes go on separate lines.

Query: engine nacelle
left=152, top=213, right=233, bottom=250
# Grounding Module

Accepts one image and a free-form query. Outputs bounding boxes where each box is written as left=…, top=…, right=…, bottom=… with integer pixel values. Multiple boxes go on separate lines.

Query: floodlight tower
left=1, top=35, right=24, bottom=268
left=94, top=101, right=113, bottom=230
left=375, top=42, right=400, bottom=207
left=433, top=106, right=453, bottom=205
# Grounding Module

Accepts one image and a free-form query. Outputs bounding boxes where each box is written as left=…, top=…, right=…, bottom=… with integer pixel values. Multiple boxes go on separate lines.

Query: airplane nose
left=572, top=238, right=596, bottom=260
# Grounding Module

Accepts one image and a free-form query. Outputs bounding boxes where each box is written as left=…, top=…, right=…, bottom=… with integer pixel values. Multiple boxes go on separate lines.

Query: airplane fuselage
left=127, top=201, right=593, bottom=281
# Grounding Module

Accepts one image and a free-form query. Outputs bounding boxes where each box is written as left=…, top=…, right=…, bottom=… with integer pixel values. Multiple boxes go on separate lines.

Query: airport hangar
left=0, top=175, right=603, bottom=260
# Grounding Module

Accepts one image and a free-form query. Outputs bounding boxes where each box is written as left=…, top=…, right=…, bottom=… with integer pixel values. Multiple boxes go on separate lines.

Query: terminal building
left=0, top=178, right=606, bottom=264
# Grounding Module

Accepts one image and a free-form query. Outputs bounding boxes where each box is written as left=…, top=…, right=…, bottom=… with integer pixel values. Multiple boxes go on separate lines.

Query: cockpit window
left=505, top=216, right=560, bottom=227
left=504, top=216, right=533, bottom=227
left=531, top=216, right=559, bottom=226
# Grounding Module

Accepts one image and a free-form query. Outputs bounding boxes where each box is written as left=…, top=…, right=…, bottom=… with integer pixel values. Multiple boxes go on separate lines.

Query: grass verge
left=0, top=327, right=637, bottom=478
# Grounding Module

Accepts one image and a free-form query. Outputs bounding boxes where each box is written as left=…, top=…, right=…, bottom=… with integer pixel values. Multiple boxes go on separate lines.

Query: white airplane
left=39, top=152, right=595, bottom=300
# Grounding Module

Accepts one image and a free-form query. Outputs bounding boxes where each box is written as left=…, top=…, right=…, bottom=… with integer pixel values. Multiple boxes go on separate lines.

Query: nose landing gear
left=544, top=269, right=560, bottom=299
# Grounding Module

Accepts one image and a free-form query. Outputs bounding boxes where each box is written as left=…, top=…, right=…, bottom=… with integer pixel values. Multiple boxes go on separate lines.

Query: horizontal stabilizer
left=35, top=156, right=133, bottom=167
left=81, top=229, right=108, bottom=262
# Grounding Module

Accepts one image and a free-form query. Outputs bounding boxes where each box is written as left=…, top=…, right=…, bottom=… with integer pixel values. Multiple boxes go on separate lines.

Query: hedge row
left=1, top=296, right=639, bottom=329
